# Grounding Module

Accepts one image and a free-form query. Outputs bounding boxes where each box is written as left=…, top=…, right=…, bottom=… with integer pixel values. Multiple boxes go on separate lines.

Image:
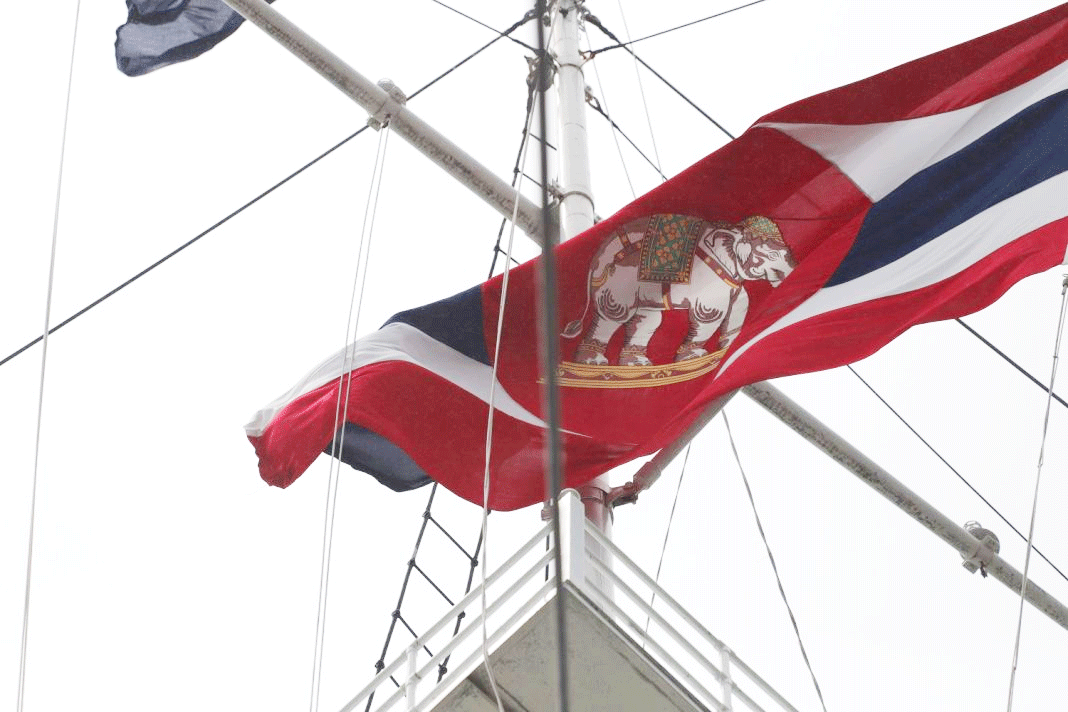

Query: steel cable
left=641, top=443, right=692, bottom=646
left=312, top=124, right=392, bottom=712
left=366, top=12, right=539, bottom=701
left=957, top=317, right=1068, bottom=410
left=1006, top=276, right=1068, bottom=711
left=584, top=13, right=736, bottom=141
left=847, top=363, right=1068, bottom=587
left=583, top=32, right=637, bottom=196
left=475, top=13, right=559, bottom=707
left=19, top=3, right=82, bottom=710
left=613, top=0, right=665, bottom=181
left=1, top=14, right=535, bottom=369
left=723, top=410, right=829, bottom=712
left=587, top=0, right=769, bottom=55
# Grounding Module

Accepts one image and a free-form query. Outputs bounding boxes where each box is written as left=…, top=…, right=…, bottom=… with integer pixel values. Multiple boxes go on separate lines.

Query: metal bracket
left=367, top=78, right=407, bottom=130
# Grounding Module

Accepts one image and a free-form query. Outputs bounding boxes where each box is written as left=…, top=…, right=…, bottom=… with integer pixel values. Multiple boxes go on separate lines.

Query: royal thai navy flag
left=247, top=4, right=1068, bottom=511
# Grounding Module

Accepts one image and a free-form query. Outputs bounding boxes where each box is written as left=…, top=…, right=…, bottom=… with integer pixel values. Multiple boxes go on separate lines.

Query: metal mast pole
left=219, top=0, right=544, bottom=243
left=744, top=381, right=1068, bottom=631
left=550, top=0, right=614, bottom=538
left=552, top=0, right=596, bottom=241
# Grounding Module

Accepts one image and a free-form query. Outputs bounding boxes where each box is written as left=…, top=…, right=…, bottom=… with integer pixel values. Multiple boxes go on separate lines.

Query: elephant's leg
left=675, top=313, right=723, bottom=362
left=620, top=309, right=662, bottom=366
left=575, top=286, right=636, bottom=365
left=575, top=313, right=622, bottom=365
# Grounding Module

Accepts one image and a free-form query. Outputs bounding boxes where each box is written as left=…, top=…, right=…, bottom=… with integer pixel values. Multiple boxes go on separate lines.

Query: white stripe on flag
left=759, top=60, right=1068, bottom=202
left=245, top=323, right=550, bottom=436
left=719, top=169, right=1068, bottom=376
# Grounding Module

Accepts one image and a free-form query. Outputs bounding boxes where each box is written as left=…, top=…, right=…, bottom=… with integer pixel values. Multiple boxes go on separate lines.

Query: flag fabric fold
left=116, top=0, right=273, bottom=76
left=247, top=4, right=1068, bottom=511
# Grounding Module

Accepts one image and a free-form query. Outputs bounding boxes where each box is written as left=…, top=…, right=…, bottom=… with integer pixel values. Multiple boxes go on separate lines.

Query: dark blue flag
left=115, top=0, right=274, bottom=77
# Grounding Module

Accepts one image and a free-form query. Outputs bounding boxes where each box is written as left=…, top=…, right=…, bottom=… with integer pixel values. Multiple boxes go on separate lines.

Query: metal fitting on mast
left=367, top=78, right=407, bottom=130
left=961, top=521, right=1001, bottom=577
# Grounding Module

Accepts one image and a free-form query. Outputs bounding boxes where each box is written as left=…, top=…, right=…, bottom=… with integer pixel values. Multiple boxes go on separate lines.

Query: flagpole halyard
left=19, top=2, right=83, bottom=709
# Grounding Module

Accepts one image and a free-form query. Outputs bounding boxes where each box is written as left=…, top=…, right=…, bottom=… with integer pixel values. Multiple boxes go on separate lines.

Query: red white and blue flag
left=247, top=4, right=1068, bottom=511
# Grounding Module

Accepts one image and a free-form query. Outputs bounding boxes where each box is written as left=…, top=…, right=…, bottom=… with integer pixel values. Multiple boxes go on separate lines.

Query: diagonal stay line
left=957, top=317, right=1068, bottom=410
left=0, top=127, right=367, bottom=369
left=588, top=0, right=768, bottom=54
left=2, top=11, right=536, bottom=370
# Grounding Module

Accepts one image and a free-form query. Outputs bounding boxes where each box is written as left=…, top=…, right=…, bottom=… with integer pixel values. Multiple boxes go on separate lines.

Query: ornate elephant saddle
left=636, top=214, right=707, bottom=283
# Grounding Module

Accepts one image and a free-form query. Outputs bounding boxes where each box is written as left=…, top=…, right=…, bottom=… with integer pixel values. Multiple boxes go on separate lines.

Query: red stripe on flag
left=761, top=5, right=1068, bottom=126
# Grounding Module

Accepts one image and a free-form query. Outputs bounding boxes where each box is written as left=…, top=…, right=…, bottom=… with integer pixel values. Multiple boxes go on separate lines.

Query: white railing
left=579, top=523, right=800, bottom=712
left=337, top=517, right=555, bottom=712
left=339, top=490, right=800, bottom=712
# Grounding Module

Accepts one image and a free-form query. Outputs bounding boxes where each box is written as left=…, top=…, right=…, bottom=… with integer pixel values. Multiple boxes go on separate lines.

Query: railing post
left=405, top=641, right=419, bottom=710
left=720, top=647, right=734, bottom=711
left=558, top=489, right=587, bottom=591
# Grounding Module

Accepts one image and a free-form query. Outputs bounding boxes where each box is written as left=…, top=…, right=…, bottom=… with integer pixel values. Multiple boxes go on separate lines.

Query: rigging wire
left=18, top=2, right=82, bottom=710
left=583, top=33, right=637, bottom=197
left=957, top=317, right=1068, bottom=411
left=588, top=0, right=769, bottom=55
left=584, top=14, right=736, bottom=141
left=438, top=526, right=486, bottom=681
left=585, top=95, right=668, bottom=184
left=0, top=126, right=365, bottom=369
left=476, top=8, right=564, bottom=706
left=365, top=24, right=539, bottom=699
left=478, top=105, right=537, bottom=712
left=641, top=443, right=693, bottom=646
left=310, top=124, right=392, bottom=712
left=846, top=364, right=1068, bottom=587
left=367, top=486, right=440, bottom=708
left=613, top=0, right=665, bottom=181
left=1006, top=276, right=1068, bottom=712
left=488, top=76, right=542, bottom=278
left=0, top=16, right=534, bottom=370
left=723, top=410, right=829, bottom=712
left=429, top=0, right=537, bottom=52
left=409, top=9, right=538, bottom=102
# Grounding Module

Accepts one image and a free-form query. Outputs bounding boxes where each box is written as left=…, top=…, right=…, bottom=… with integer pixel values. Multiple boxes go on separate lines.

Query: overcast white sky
left=3, top=1, right=1068, bottom=710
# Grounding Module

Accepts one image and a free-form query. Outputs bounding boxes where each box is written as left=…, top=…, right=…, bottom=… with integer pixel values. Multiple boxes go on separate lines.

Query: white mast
left=549, top=0, right=615, bottom=538
left=552, top=0, right=596, bottom=241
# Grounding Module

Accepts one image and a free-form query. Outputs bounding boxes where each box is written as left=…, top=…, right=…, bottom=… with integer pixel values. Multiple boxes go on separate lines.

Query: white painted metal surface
left=548, top=0, right=616, bottom=562
left=743, top=381, right=1068, bottom=631
left=342, top=490, right=799, bottom=712
left=552, top=0, right=596, bottom=240
left=611, top=392, right=737, bottom=505
left=582, top=525, right=801, bottom=712
left=220, top=0, right=544, bottom=242
left=612, top=380, right=1068, bottom=635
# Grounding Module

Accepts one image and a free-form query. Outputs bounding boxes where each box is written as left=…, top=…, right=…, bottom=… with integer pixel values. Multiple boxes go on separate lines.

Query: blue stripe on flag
left=385, top=285, right=490, bottom=365
left=328, top=423, right=432, bottom=492
left=827, top=88, right=1068, bottom=287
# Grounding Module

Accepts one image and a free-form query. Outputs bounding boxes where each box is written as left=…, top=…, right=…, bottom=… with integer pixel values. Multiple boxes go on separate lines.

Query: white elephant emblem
left=563, top=214, right=795, bottom=366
